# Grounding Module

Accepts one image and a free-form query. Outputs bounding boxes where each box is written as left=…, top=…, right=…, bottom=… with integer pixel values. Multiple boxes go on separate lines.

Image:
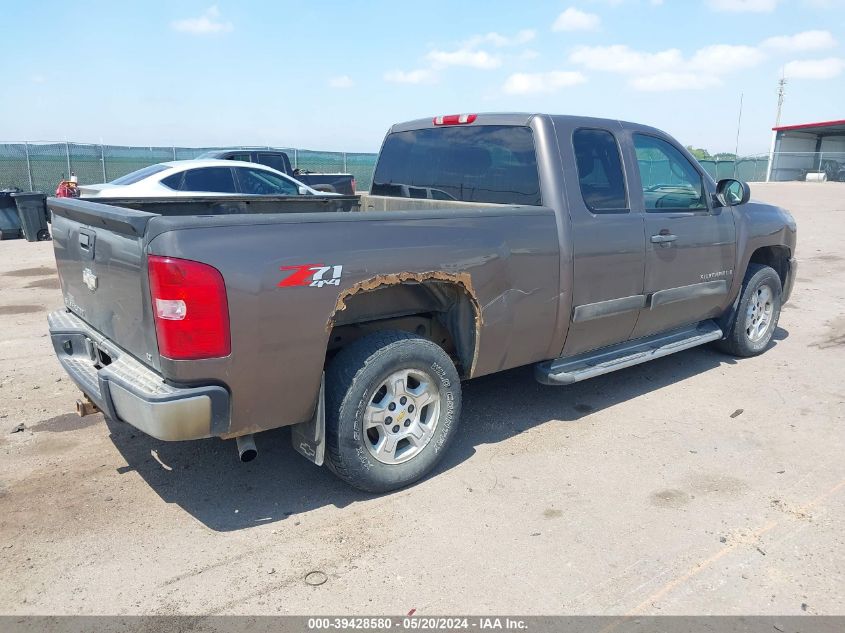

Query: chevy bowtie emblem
left=83, top=268, right=98, bottom=292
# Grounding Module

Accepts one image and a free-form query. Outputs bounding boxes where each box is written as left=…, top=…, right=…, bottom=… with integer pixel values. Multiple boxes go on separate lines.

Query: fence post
left=172, top=147, right=176, bottom=161
left=24, top=142, right=34, bottom=191
left=65, top=141, right=71, bottom=176
left=819, top=152, right=825, bottom=181
left=293, top=148, right=298, bottom=169
left=343, top=152, right=347, bottom=172
left=100, top=144, right=107, bottom=182
left=765, top=131, right=777, bottom=182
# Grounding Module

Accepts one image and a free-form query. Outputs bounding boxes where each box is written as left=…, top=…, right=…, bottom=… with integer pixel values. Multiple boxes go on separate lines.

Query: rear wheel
left=324, top=331, right=461, bottom=492
left=717, top=264, right=782, bottom=357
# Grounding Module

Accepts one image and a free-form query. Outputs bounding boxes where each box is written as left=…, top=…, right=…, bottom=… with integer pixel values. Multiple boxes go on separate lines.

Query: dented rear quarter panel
left=146, top=207, right=561, bottom=436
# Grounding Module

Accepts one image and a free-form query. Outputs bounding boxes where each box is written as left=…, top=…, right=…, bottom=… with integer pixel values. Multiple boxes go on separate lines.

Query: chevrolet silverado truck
left=47, top=113, right=797, bottom=492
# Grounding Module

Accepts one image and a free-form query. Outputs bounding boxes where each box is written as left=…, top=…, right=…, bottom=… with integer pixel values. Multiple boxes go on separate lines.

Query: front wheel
left=325, top=331, right=462, bottom=492
left=717, top=264, right=782, bottom=357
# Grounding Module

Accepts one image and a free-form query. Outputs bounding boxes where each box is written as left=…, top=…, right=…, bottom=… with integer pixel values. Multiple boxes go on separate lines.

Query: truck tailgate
left=49, top=198, right=161, bottom=370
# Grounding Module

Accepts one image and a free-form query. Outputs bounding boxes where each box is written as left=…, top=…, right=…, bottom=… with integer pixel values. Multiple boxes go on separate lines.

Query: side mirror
left=715, top=178, right=750, bottom=207
left=297, top=186, right=309, bottom=196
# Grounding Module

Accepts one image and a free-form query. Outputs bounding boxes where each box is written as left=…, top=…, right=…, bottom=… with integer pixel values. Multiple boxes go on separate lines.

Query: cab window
left=572, top=128, right=628, bottom=214
left=372, top=125, right=541, bottom=206
left=634, top=134, right=706, bottom=212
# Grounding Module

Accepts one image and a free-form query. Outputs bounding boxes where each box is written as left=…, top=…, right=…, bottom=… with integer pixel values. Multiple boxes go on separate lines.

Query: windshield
left=371, top=125, right=541, bottom=206
left=109, top=164, right=171, bottom=185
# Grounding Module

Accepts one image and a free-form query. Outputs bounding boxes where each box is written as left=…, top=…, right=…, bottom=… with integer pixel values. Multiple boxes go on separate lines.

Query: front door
left=560, top=126, right=646, bottom=357
left=628, top=133, right=737, bottom=338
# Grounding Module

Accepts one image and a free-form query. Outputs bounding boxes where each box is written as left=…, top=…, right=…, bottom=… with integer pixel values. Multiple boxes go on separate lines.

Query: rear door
left=627, top=133, right=736, bottom=337
left=557, top=124, right=646, bottom=356
left=233, top=166, right=300, bottom=195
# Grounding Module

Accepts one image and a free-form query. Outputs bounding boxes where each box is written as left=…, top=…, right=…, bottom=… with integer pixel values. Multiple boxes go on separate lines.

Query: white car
left=78, top=159, right=331, bottom=198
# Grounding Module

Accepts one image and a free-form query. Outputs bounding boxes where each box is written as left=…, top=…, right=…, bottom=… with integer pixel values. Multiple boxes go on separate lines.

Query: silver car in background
left=78, top=159, right=330, bottom=197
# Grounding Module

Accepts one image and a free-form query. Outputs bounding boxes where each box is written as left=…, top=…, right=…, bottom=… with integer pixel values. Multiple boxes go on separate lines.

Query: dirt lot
left=0, top=182, right=843, bottom=616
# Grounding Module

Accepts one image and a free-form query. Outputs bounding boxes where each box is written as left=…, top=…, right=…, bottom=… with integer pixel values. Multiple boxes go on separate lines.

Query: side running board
left=535, top=320, right=723, bottom=386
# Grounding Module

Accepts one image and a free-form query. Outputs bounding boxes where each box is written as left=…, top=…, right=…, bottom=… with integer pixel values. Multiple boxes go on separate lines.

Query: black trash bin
left=0, top=188, right=22, bottom=240
left=13, top=192, right=50, bottom=242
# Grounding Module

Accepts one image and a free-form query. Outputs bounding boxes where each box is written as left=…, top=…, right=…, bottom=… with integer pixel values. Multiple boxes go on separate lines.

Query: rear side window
left=161, top=172, right=183, bottom=190
left=181, top=167, right=237, bottom=193
left=110, top=164, right=170, bottom=185
left=257, top=153, right=289, bottom=173
left=572, top=129, right=628, bottom=213
left=235, top=167, right=299, bottom=195
left=371, top=125, right=541, bottom=206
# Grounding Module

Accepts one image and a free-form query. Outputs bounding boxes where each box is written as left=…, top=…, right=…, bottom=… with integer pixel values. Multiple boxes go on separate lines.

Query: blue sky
left=2, top=0, right=843, bottom=154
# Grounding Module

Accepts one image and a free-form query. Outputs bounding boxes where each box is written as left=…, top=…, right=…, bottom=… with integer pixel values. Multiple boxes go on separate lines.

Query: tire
left=324, top=331, right=462, bottom=493
left=717, top=264, right=782, bottom=357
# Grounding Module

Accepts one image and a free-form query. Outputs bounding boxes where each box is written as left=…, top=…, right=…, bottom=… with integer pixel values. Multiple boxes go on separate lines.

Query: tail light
left=147, top=256, right=231, bottom=360
left=433, top=114, right=477, bottom=126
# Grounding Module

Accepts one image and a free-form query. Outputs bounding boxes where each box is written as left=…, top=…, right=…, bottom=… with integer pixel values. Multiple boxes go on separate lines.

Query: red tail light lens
left=147, top=256, right=231, bottom=360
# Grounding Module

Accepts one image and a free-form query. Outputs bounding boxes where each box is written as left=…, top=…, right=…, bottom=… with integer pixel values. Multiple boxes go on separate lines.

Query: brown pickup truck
left=47, top=113, right=797, bottom=492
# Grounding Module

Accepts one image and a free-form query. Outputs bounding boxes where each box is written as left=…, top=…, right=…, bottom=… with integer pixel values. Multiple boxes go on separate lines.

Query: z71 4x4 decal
left=278, top=264, right=344, bottom=288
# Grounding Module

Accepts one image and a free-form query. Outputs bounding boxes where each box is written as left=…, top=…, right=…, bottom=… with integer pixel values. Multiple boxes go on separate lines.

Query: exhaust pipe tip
left=236, top=434, right=257, bottom=463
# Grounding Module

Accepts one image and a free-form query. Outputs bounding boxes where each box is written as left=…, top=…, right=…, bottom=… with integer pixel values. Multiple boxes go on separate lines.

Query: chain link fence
left=637, top=155, right=771, bottom=188
left=5, top=142, right=842, bottom=196
left=643, top=152, right=845, bottom=184
left=0, top=142, right=379, bottom=193
left=698, top=155, right=770, bottom=183
left=767, top=151, right=845, bottom=182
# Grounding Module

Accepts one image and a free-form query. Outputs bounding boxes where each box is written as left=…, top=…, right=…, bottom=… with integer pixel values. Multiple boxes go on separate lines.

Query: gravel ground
left=0, top=182, right=843, bottom=616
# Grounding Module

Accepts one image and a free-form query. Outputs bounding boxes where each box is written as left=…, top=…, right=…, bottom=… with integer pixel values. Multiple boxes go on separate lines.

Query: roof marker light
left=433, top=114, right=477, bottom=126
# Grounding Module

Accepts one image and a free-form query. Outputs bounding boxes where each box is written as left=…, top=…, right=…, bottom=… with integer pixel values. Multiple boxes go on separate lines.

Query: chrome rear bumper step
left=535, top=320, right=723, bottom=386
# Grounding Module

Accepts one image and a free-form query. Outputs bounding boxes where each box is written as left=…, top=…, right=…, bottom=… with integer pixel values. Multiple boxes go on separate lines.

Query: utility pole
left=733, top=92, right=743, bottom=178
left=775, top=76, right=787, bottom=128
left=767, top=76, right=787, bottom=182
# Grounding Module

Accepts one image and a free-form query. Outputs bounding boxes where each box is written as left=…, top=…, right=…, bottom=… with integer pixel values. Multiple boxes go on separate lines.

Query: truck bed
left=87, top=194, right=360, bottom=215
left=82, top=193, right=509, bottom=217
left=47, top=193, right=559, bottom=436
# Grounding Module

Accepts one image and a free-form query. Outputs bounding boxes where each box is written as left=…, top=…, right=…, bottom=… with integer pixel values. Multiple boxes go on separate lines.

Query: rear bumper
left=48, top=310, right=230, bottom=441
left=783, top=257, right=798, bottom=304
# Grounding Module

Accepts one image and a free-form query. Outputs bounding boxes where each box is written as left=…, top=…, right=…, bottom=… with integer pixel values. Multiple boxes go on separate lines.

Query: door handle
left=651, top=233, right=677, bottom=244
left=78, top=229, right=95, bottom=259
